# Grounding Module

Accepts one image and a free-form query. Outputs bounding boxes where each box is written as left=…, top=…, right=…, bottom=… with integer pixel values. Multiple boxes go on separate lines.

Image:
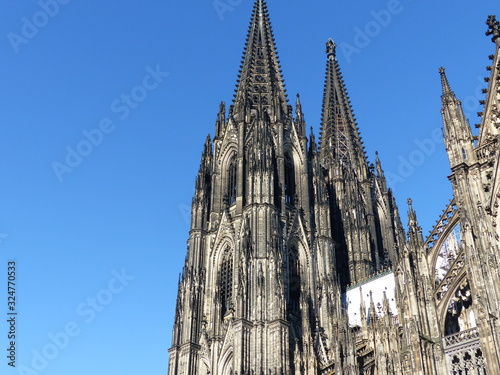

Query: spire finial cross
left=326, top=39, right=336, bottom=59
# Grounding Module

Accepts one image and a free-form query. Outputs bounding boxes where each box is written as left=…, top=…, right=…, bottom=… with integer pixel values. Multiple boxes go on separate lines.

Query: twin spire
left=234, top=2, right=492, bottom=174
left=233, top=0, right=287, bottom=115
left=234, top=0, right=367, bottom=172
left=319, top=39, right=367, bottom=170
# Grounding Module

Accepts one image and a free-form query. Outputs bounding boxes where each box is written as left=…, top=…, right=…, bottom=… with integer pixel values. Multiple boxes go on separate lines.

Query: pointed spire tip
left=439, top=66, right=454, bottom=97
left=326, top=39, right=336, bottom=59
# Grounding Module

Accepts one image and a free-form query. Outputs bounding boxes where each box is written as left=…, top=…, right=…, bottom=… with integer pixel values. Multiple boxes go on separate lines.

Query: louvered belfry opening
left=219, top=247, right=233, bottom=318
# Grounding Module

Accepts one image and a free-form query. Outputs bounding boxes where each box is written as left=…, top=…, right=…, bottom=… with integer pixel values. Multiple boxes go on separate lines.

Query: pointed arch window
left=273, top=158, right=281, bottom=208
left=284, top=155, right=296, bottom=204
left=219, top=247, right=233, bottom=318
left=435, top=223, right=462, bottom=285
left=227, top=157, right=237, bottom=205
left=288, top=245, right=301, bottom=316
left=205, top=172, right=212, bottom=222
left=444, top=280, right=474, bottom=336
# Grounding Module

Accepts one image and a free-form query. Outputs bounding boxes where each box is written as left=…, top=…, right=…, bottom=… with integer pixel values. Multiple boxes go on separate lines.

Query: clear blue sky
left=0, top=1, right=498, bottom=374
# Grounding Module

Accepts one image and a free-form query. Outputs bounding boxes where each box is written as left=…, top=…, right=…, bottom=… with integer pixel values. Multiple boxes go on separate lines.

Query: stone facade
left=168, top=2, right=500, bottom=374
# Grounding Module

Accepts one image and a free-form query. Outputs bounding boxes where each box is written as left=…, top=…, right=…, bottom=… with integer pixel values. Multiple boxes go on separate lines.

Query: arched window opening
left=205, top=173, right=211, bottom=222
left=435, top=223, right=463, bottom=285
left=285, top=155, right=296, bottom=204
left=444, top=280, right=473, bottom=336
left=221, top=355, right=233, bottom=375
left=462, top=148, right=467, bottom=160
left=219, top=248, right=233, bottom=318
left=227, top=157, right=237, bottom=205
left=449, top=349, right=486, bottom=375
left=273, top=158, right=280, bottom=208
left=288, top=245, right=301, bottom=317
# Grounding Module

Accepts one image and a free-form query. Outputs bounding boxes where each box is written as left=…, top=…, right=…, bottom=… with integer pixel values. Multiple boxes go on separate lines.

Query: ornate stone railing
left=443, top=327, right=486, bottom=374
left=476, top=138, right=498, bottom=164
left=443, top=327, right=480, bottom=349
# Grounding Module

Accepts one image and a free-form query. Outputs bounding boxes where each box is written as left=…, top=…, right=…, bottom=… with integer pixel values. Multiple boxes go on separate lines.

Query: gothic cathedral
left=168, top=2, right=500, bottom=374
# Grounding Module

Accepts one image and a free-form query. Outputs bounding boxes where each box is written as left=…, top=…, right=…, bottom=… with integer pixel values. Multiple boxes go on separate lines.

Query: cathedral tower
left=169, top=2, right=500, bottom=374
left=319, top=39, right=398, bottom=286
left=169, top=1, right=335, bottom=373
left=169, top=2, right=398, bottom=374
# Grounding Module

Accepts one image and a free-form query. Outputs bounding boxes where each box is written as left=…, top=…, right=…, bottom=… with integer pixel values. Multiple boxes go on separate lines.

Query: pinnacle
left=439, top=67, right=454, bottom=97
left=407, top=198, right=416, bottom=221
left=204, top=134, right=212, bottom=149
left=407, top=198, right=421, bottom=231
left=407, top=198, right=414, bottom=213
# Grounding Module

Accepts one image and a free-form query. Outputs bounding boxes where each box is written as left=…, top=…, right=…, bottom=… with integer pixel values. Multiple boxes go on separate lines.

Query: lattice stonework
left=444, top=328, right=486, bottom=374
left=440, top=278, right=486, bottom=374
left=435, top=223, right=463, bottom=284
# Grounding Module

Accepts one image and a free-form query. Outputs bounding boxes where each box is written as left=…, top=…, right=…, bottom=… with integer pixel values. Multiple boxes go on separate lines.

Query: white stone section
left=344, top=271, right=397, bottom=327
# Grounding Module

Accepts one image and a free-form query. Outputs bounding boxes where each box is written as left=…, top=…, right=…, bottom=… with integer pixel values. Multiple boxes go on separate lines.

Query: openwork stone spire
left=319, top=39, right=366, bottom=169
left=233, top=0, right=288, bottom=116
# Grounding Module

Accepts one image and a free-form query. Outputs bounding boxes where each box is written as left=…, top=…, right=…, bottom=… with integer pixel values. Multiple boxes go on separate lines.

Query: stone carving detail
left=486, top=15, right=500, bottom=42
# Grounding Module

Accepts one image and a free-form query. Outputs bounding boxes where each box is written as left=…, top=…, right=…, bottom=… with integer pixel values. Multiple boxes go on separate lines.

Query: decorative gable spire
left=407, top=198, right=423, bottom=247
left=233, top=0, right=288, bottom=119
left=375, top=151, right=387, bottom=192
left=319, top=39, right=367, bottom=172
left=439, top=67, right=476, bottom=167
